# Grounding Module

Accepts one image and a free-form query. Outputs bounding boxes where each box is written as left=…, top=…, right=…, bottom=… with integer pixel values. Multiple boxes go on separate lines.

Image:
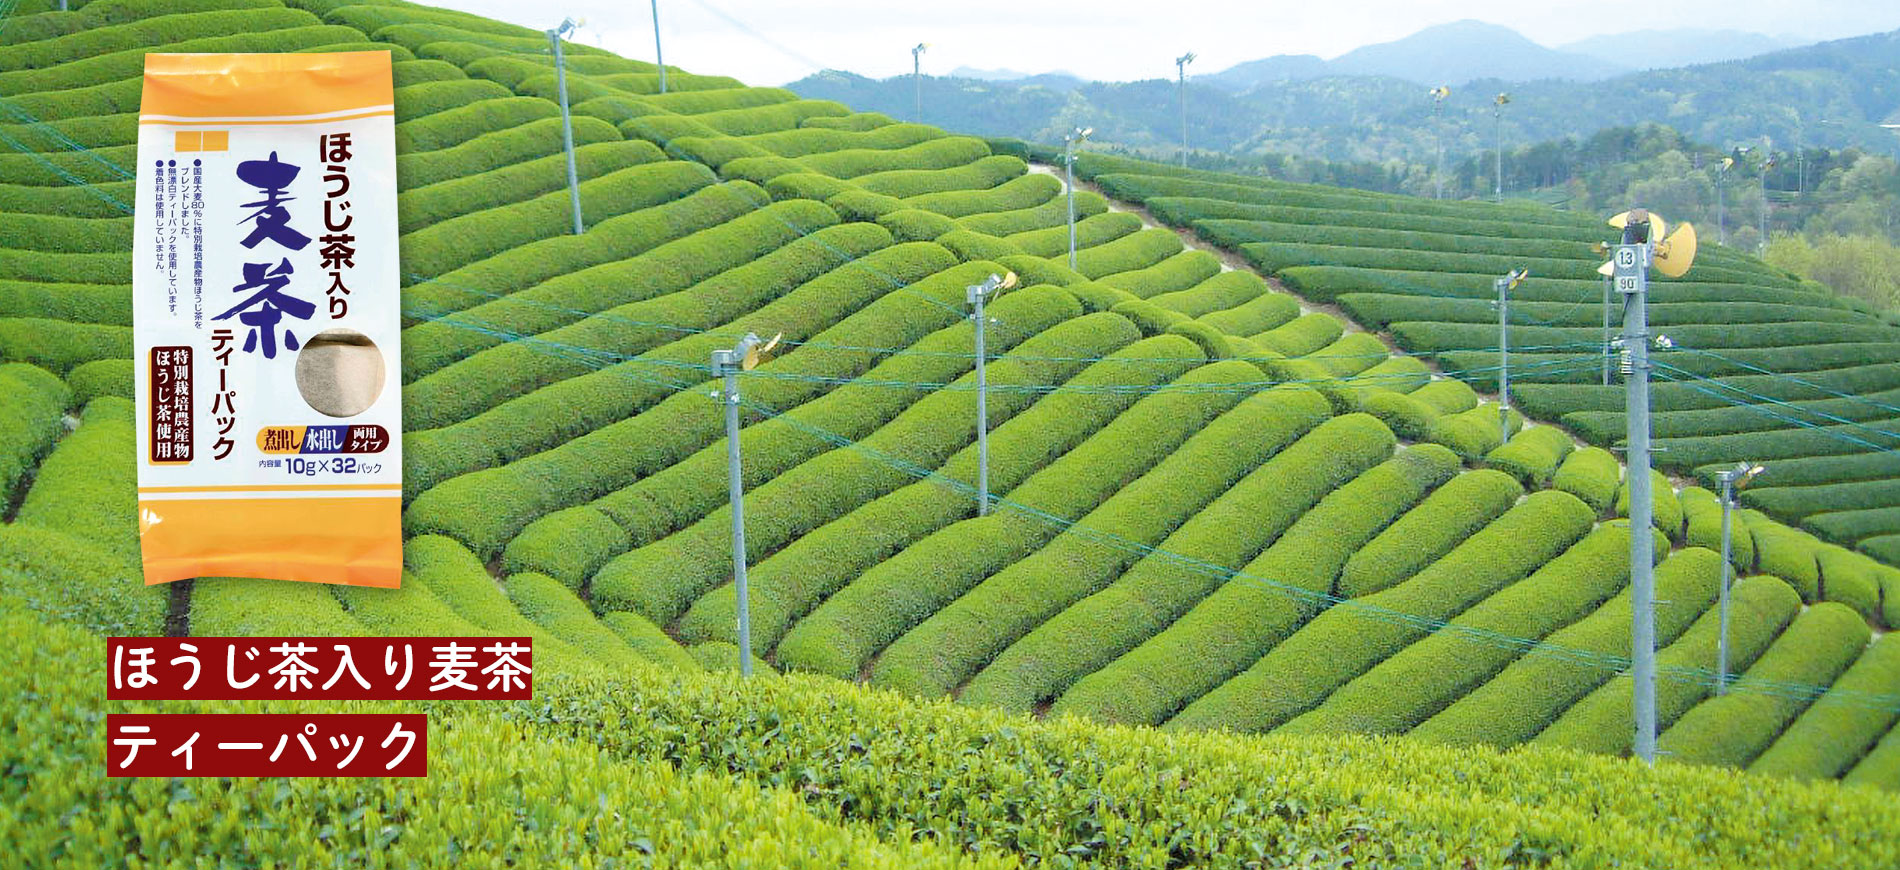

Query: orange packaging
left=133, top=53, right=402, bottom=587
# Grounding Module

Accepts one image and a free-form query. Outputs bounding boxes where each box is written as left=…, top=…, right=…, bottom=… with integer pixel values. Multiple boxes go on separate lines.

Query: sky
left=434, top=0, right=1900, bottom=87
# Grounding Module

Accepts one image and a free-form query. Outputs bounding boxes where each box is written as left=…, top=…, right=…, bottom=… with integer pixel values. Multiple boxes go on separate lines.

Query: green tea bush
left=0, top=362, right=70, bottom=504
left=764, top=171, right=853, bottom=202
left=0, top=144, right=137, bottom=187
left=1701, top=443, right=1900, bottom=489
left=188, top=576, right=363, bottom=637
left=801, top=111, right=898, bottom=130
left=1360, top=390, right=1440, bottom=440
left=1, top=249, right=127, bottom=284
left=601, top=611, right=702, bottom=671
left=1146, top=196, right=1609, bottom=242
left=824, top=188, right=908, bottom=221
left=875, top=207, right=957, bottom=242
left=798, top=136, right=991, bottom=178
left=503, top=572, right=646, bottom=670
left=1252, top=312, right=1343, bottom=357
left=957, top=188, right=1107, bottom=236
left=395, top=115, right=621, bottom=190
left=1681, top=486, right=1757, bottom=569
left=403, top=180, right=767, bottom=331
left=65, top=358, right=131, bottom=405
left=1168, top=489, right=1597, bottom=734
left=770, top=337, right=1229, bottom=679
left=1747, top=478, right=1900, bottom=521
left=0, top=524, right=163, bottom=635
left=1552, top=445, right=1620, bottom=514
left=1100, top=250, right=1223, bottom=299
left=405, top=241, right=952, bottom=556
left=935, top=229, right=1018, bottom=263
left=1537, top=574, right=1802, bottom=754
left=1196, top=286, right=1302, bottom=336
left=963, top=421, right=1427, bottom=715
left=1106, top=299, right=1190, bottom=336
left=1281, top=523, right=1639, bottom=737
left=1815, top=547, right=1885, bottom=620
left=1337, top=469, right=1525, bottom=598
left=3, top=0, right=276, bottom=44
left=1613, top=468, right=1685, bottom=541
left=873, top=390, right=1367, bottom=699
left=1752, top=634, right=1900, bottom=780
left=734, top=121, right=938, bottom=158
left=332, top=572, right=488, bottom=637
left=400, top=160, right=714, bottom=279
left=0, top=7, right=319, bottom=72
left=372, top=22, right=610, bottom=57
left=1845, top=718, right=1900, bottom=790
left=12, top=397, right=133, bottom=554
left=1071, top=227, right=1184, bottom=281
left=1426, top=403, right=1523, bottom=460
left=0, top=180, right=135, bottom=218
left=1002, top=212, right=1141, bottom=259
left=1414, top=546, right=1721, bottom=747
left=1281, top=265, right=1820, bottom=307
left=1398, top=320, right=1899, bottom=357
left=1197, top=219, right=1593, bottom=262
left=855, top=154, right=1025, bottom=199
left=1484, top=425, right=1575, bottom=486
left=392, top=77, right=512, bottom=120
left=1165, top=320, right=1233, bottom=360
left=1, top=25, right=362, bottom=97
left=1148, top=270, right=1268, bottom=318
left=1413, top=378, right=1479, bottom=413
left=1655, top=418, right=1900, bottom=472
left=1659, top=602, right=1871, bottom=769
left=640, top=86, right=799, bottom=115
left=399, top=140, right=662, bottom=232
left=903, top=172, right=1060, bottom=218
left=393, top=97, right=560, bottom=153
left=402, top=224, right=889, bottom=500
left=0, top=318, right=128, bottom=376
left=1749, top=513, right=1824, bottom=601
left=672, top=313, right=1140, bottom=653
left=1563, top=387, right=1900, bottom=445
left=394, top=57, right=467, bottom=86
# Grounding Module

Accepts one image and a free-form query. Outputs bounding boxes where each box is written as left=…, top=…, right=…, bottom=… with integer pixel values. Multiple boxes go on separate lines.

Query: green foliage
left=1360, top=390, right=1440, bottom=441
left=1002, top=211, right=1141, bottom=259
left=0, top=7, right=321, bottom=72
left=1425, top=402, right=1524, bottom=460
left=854, top=154, right=1025, bottom=199
left=13, top=398, right=134, bottom=553
left=1337, top=469, right=1525, bottom=598
left=1681, top=486, right=1757, bottom=570
left=1414, top=547, right=1723, bottom=747
left=0, top=525, right=164, bottom=636
left=1071, top=227, right=1184, bottom=281
left=934, top=229, right=1018, bottom=263
left=1749, top=512, right=1825, bottom=601
left=393, top=97, right=560, bottom=153
left=0, top=363, right=69, bottom=505
left=875, top=207, right=956, bottom=242
left=903, top=172, right=1060, bottom=218
left=399, top=140, right=663, bottom=232
left=1614, top=468, right=1686, bottom=542
left=1252, top=312, right=1343, bottom=357
left=797, top=136, right=991, bottom=178
left=1410, top=379, right=1479, bottom=414
left=503, top=572, right=645, bottom=670
left=396, top=115, right=621, bottom=189
left=957, top=188, right=1107, bottom=237
left=1751, top=634, right=1900, bottom=780
left=1099, top=250, right=1223, bottom=299
left=1167, top=489, right=1597, bottom=734
left=873, top=388, right=1365, bottom=699
left=1280, top=523, right=1639, bottom=737
left=1148, top=270, right=1271, bottom=318
left=1552, top=446, right=1621, bottom=514
left=188, top=576, right=362, bottom=637
left=399, top=160, right=715, bottom=279
left=1537, top=575, right=1802, bottom=755
left=1660, top=603, right=1871, bottom=769
left=64, top=358, right=131, bottom=405
left=1106, top=299, right=1189, bottom=336
left=1165, top=320, right=1234, bottom=360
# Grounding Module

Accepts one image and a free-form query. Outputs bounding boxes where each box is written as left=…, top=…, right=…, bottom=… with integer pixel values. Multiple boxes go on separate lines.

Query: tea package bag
left=133, top=52, right=402, bottom=587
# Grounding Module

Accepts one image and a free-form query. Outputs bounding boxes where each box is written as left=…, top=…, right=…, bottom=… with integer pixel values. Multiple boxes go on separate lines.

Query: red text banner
left=108, top=713, right=426, bottom=777
left=107, top=637, right=532, bottom=700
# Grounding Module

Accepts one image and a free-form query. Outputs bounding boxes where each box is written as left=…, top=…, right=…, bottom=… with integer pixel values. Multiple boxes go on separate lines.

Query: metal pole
left=1065, top=136, right=1078, bottom=271
left=1717, top=168, right=1727, bottom=246
left=1601, top=274, right=1612, bottom=386
left=549, top=26, right=583, bottom=235
left=651, top=0, right=667, bottom=94
left=713, top=343, right=754, bottom=678
left=1178, top=64, right=1188, bottom=167
left=968, top=282, right=991, bottom=515
left=1496, top=273, right=1511, bottom=445
left=1717, top=472, right=1735, bottom=695
left=1616, top=215, right=1657, bottom=765
left=913, top=44, right=926, bottom=123
left=1495, top=106, right=1503, bottom=203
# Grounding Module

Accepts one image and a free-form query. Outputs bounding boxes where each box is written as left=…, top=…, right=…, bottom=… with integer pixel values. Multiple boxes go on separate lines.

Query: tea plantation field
left=3, top=0, right=1899, bottom=864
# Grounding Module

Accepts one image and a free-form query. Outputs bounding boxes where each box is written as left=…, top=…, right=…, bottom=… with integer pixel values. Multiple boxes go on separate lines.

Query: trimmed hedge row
left=1562, top=388, right=1900, bottom=446
left=0, top=179, right=135, bottom=218
left=402, top=179, right=769, bottom=332
left=503, top=571, right=648, bottom=670
left=403, top=240, right=955, bottom=556
left=672, top=314, right=1148, bottom=655
left=396, top=116, right=622, bottom=190
left=402, top=534, right=585, bottom=663
left=0, top=318, right=129, bottom=376
left=404, top=199, right=847, bottom=428
left=1337, top=469, right=1526, bottom=598
left=1703, top=446, right=1900, bottom=489
left=964, top=428, right=1434, bottom=717
left=1395, top=321, right=1900, bottom=358
left=1749, top=511, right=1824, bottom=601
left=1659, top=602, right=1871, bottom=769
left=12, top=397, right=136, bottom=556
left=955, top=188, right=1107, bottom=236
left=7, top=29, right=364, bottom=119
left=1681, top=486, right=1757, bottom=569
left=1090, top=171, right=1599, bottom=231
left=0, top=362, right=70, bottom=505
left=188, top=575, right=362, bottom=637
left=391, top=77, right=513, bottom=121
left=1280, top=523, right=1640, bottom=737
left=1745, top=478, right=1900, bottom=522
left=1198, top=219, right=1594, bottom=263
left=1167, top=489, right=1598, bottom=734
left=1282, top=265, right=1837, bottom=309
left=796, top=136, right=991, bottom=178
left=508, top=286, right=1089, bottom=589
left=400, top=159, right=715, bottom=280
left=1071, top=227, right=1184, bottom=281
left=0, top=7, right=320, bottom=72
left=902, top=172, right=1060, bottom=218
left=332, top=571, right=488, bottom=638
left=1613, top=469, right=1686, bottom=542
left=769, top=338, right=1240, bottom=679
left=1246, top=241, right=1771, bottom=286
left=1412, top=547, right=1721, bottom=747
left=874, top=207, right=956, bottom=242
left=324, top=2, right=542, bottom=38
left=2, top=0, right=280, bottom=46
left=1099, top=250, right=1223, bottom=299
left=1001, top=212, right=1141, bottom=260
left=592, top=71, right=751, bottom=97
left=1846, top=719, right=1900, bottom=790
left=1484, top=424, right=1576, bottom=487
left=65, top=358, right=132, bottom=405
left=801, top=111, right=897, bottom=130
left=1197, top=289, right=1303, bottom=337
left=1552, top=445, right=1621, bottom=514
left=873, top=394, right=1377, bottom=700
left=393, top=97, right=560, bottom=153
left=1653, top=418, right=1900, bottom=473
left=1807, top=506, right=1900, bottom=545
left=1815, top=547, right=1888, bottom=622
left=853, top=154, right=1024, bottom=199
left=1341, top=293, right=1867, bottom=334
left=1145, top=196, right=1611, bottom=244
left=0, top=524, right=164, bottom=636
left=1, top=249, right=128, bottom=284
left=0, top=143, right=137, bottom=187
left=1052, top=439, right=1469, bottom=729
left=1751, top=634, right=1900, bottom=780
left=401, top=223, right=888, bottom=498
left=1149, top=270, right=1270, bottom=319
left=1252, top=312, right=1343, bottom=358
left=398, top=139, right=663, bottom=233
left=1426, top=403, right=1524, bottom=461
left=1536, top=574, right=1802, bottom=754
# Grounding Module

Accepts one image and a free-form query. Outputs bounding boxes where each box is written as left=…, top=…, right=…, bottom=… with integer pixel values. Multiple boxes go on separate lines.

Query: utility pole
left=1064, top=127, right=1092, bottom=271
left=1761, top=146, right=1774, bottom=252
left=711, top=332, right=778, bottom=677
left=547, top=18, right=583, bottom=235
left=1600, top=272, right=1613, bottom=386
left=1717, top=156, right=1732, bottom=246
left=1494, top=93, right=1510, bottom=203
left=912, top=43, right=928, bottom=123
left=1176, top=52, right=1196, bottom=167
left=1430, top=86, right=1450, bottom=199
left=1495, top=268, right=1525, bottom=445
left=967, top=272, right=1015, bottom=515
left=1614, top=209, right=1658, bottom=765
left=1714, top=462, right=1763, bottom=695
left=651, top=0, right=667, bottom=94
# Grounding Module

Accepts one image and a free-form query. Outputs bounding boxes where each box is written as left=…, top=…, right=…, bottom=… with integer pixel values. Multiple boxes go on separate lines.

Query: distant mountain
left=949, top=66, right=1036, bottom=81
left=1203, top=54, right=1330, bottom=92
left=1560, top=29, right=1801, bottom=71
left=1327, top=20, right=1625, bottom=86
